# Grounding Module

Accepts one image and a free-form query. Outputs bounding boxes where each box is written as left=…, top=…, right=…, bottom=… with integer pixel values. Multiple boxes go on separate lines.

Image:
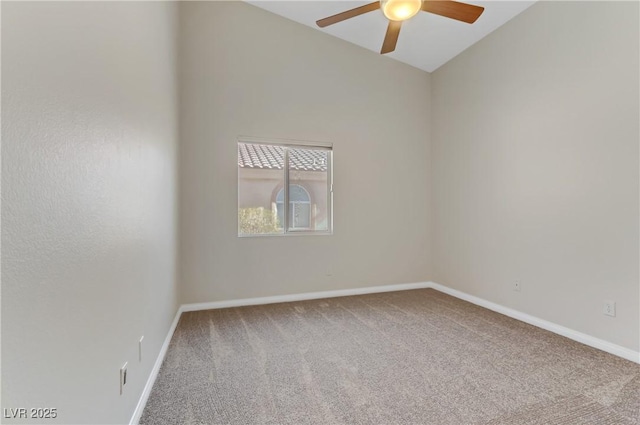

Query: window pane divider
left=283, top=147, right=290, bottom=233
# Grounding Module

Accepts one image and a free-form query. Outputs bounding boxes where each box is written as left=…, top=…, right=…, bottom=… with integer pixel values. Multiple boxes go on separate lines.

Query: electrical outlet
left=603, top=300, right=616, bottom=317
left=120, top=362, right=128, bottom=395
left=513, top=280, right=521, bottom=292
left=139, top=336, right=144, bottom=362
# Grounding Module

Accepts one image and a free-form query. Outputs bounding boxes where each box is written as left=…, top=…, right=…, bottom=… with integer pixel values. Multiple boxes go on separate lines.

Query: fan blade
left=381, top=20, right=402, bottom=54
left=316, top=2, right=380, bottom=28
left=422, top=0, right=484, bottom=24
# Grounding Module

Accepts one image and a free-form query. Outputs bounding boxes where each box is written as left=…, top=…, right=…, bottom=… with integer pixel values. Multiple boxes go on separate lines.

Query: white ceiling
left=247, top=1, right=536, bottom=72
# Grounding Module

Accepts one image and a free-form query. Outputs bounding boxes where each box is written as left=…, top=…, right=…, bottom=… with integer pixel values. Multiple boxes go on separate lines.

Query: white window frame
left=238, top=137, right=333, bottom=237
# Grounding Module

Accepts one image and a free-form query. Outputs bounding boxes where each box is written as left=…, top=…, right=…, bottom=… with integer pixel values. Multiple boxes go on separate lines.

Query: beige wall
left=431, top=1, right=639, bottom=351
left=2, top=2, right=179, bottom=423
left=3, top=2, right=638, bottom=423
left=178, top=1, right=431, bottom=303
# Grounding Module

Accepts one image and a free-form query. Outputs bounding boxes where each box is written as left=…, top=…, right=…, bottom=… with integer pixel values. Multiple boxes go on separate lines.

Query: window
left=276, top=185, right=311, bottom=229
left=238, top=139, right=332, bottom=236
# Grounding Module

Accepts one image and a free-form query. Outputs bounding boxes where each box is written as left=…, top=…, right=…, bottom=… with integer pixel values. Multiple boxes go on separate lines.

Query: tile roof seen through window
left=238, top=143, right=328, bottom=172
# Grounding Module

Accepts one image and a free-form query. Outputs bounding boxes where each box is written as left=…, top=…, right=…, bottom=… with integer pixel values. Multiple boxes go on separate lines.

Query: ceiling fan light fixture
left=315, top=0, right=484, bottom=55
left=380, top=0, right=423, bottom=21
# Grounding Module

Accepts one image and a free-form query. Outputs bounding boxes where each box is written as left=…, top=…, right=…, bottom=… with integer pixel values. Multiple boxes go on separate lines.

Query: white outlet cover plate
left=603, top=300, right=616, bottom=317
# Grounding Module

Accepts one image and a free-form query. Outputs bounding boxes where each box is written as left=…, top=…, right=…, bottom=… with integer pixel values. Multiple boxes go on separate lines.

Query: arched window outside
left=276, top=185, right=311, bottom=229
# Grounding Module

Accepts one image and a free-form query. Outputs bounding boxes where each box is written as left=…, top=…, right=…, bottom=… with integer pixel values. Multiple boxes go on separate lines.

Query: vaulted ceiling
left=247, top=1, right=536, bottom=72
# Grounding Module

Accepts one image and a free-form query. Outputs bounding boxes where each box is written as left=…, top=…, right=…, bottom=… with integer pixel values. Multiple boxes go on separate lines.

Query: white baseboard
left=428, top=281, right=640, bottom=364
left=130, top=279, right=639, bottom=423
left=180, top=281, right=431, bottom=312
left=129, top=307, right=183, bottom=425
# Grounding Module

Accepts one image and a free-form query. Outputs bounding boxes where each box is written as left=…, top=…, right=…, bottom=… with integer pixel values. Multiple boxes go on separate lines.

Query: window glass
left=237, top=143, right=284, bottom=236
left=288, top=148, right=329, bottom=232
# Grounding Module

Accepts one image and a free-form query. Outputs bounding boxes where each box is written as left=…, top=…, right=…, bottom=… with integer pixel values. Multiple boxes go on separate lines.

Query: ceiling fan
left=316, top=0, right=485, bottom=54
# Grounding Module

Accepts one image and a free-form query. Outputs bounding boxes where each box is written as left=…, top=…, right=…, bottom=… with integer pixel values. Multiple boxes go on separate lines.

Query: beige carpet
left=140, top=289, right=639, bottom=424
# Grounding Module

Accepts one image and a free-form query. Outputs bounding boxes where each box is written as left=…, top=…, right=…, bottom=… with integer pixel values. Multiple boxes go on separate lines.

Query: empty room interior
left=2, top=0, right=639, bottom=424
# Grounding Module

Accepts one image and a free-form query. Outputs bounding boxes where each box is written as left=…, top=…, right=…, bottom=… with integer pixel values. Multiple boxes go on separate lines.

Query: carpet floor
left=140, top=289, right=639, bottom=424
